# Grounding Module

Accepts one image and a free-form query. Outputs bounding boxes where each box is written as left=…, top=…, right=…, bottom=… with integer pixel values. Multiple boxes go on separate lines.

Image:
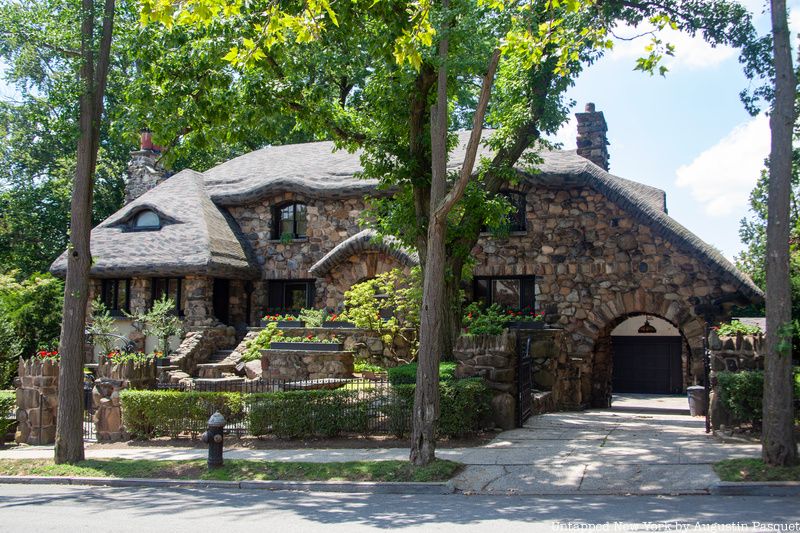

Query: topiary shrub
left=716, top=370, right=764, bottom=428
left=387, top=362, right=456, bottom=385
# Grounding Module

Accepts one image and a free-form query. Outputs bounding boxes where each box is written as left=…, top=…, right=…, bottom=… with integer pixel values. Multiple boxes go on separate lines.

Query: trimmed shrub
left=386, top=378, right=491, bottom=438
left=716, top=371, right=764, bottom=428
left=120, top=390, right=245, bottom=439
left=388, top=362, right=457, bottom=385
left=0, top=391, right=15, bottom=439
left=247, top=390, right=370, bottom=438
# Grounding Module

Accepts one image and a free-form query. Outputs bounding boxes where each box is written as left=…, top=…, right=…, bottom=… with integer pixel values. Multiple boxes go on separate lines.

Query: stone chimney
left=124, top=129, right=168, bottom=204
left=575, top=102, right=610, bottom=171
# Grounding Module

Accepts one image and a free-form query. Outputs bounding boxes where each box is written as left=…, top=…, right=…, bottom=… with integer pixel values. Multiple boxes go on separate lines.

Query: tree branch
left=434, top=48, right=501, bottom=220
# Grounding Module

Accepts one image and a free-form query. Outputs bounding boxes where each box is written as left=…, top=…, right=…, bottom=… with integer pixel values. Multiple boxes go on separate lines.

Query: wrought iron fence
left=129, top=377, right=413, bottom=439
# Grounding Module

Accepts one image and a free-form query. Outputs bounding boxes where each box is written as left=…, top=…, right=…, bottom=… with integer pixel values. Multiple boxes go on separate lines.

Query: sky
left=546, top=0, right=800, bottom=263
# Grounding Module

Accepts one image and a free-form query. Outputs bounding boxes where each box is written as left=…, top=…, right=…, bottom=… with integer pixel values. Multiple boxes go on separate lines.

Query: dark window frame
left=481, top=190, right=527, bottom=233
left=150, top=277, right=184, bottom=316
left=267, top=279, right=315, bottom=312
left=130, top=209, right=162, bottom=232
left=472, top=275, right=536, bottom=311
left=101, top=279, right=130, bottom=316
left=271, top=202, right=308, bottom=240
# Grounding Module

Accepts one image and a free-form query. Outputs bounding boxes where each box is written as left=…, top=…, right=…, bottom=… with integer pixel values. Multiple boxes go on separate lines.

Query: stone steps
left=193, top=377, right=246, bottom=391
left=209, top=350, right=235, bottom=363
left=196, top=362, right=237, bottom=379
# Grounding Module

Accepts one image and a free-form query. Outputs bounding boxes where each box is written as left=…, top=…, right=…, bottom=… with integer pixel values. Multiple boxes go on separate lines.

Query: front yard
left=714, top=458, right=800, bottom=482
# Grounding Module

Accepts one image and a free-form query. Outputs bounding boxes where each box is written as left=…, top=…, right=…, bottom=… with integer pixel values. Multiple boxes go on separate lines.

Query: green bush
left=120, top=390, right=245, bottom=439
left=388, top=362, right=456, bottom=385
left=247, top=390, right=369, bottom=438
left=0, top=391, right=15, bottom=439
left=385, top=378, right=491, bottom=438
left=716, top=371, right=764, bottom=427
left=716, top=320, right=762, bottom=336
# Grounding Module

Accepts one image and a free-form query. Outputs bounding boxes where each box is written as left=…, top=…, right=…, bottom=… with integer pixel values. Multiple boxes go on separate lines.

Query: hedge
left=716, top=368, right=800, bottom=429
left=388, top=362, right=457, bottom=385
left=247, top=389, right=370, bottom=438
left=385, top=378, right=491, bottom=438
left=120, top=390, right=246, bottom=439
left=0, top=391, right=15, bottom=439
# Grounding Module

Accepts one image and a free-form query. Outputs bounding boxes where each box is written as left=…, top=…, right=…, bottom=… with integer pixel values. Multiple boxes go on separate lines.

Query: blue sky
left=549, top=0, right=798, bottom=262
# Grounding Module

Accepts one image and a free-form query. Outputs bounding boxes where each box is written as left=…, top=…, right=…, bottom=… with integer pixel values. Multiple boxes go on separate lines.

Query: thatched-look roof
left=308, top=229, right=419, bottom=277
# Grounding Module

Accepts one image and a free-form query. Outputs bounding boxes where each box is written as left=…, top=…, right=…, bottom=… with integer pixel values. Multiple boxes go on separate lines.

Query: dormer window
left=134, top=210, right=161, bottom=230
left=272, top=203, right=307, bottom=240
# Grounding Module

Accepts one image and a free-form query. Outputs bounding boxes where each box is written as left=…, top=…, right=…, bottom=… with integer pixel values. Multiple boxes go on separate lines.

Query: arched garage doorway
left=610, top=316, right=684, bottom=394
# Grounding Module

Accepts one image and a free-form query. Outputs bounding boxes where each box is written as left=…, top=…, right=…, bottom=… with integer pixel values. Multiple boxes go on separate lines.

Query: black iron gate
left=516, top=335, right=533, bottom=427
left=83, top=381, right=95, bottom=441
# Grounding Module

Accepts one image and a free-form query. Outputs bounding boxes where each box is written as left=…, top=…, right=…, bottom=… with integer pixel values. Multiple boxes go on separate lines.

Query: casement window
left=473, top=276, right=536, bottom=310
left=267, top=280, right=315, bottom=311
left=151, top=277, right=183, bottom=315
left=100, top=279, right=130, bottom=315
left=271, top=203, right=308, bottom=240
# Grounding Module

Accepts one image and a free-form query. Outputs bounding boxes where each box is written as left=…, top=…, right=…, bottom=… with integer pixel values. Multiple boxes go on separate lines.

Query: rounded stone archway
left=558, top=288, right=708, bottom=408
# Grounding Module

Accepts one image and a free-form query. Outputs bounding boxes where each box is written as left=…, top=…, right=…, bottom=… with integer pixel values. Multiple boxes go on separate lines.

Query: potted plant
left=268, top=333, right=344, bottom=352
left=322, top=312, right=355, bottom=329
left=505, top=307, right=547, bottom=330
left=127, top=295, right=183, bottom=365
left=260, top=311, right=305, bottom=328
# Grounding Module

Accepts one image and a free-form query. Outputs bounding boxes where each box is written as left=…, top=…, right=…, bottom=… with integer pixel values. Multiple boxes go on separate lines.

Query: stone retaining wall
left=260, top=349, right=354, bottom=381
left=14, top=358, right=59, bottom=445
left=708, top=332, right=764, bottom=430
left=92, top=360, right=158, bottom=441
left=166, top=326, right=238, bottom=384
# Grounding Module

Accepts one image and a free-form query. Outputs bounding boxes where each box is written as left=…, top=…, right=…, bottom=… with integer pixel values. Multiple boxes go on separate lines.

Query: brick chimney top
left=575, top=102, right=609, bottom=171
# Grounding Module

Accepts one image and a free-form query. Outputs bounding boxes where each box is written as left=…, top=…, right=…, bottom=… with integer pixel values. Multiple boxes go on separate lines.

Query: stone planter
left=260, top=320, right=306, bottom=328
left=269, top=342, right=344, bottom=352
left=322, top=321, right=356, bottom=329
left=155, top=357, right=171, bottom=367
left=506, top=321, right=546, bottom=330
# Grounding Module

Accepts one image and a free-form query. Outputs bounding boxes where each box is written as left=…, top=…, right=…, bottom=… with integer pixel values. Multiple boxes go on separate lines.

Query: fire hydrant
left=201, top=411, right=226, bottom=469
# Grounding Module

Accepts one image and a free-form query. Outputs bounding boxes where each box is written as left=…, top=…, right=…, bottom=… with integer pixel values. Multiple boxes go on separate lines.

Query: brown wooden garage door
left=611, top=336, right=683, bottom=394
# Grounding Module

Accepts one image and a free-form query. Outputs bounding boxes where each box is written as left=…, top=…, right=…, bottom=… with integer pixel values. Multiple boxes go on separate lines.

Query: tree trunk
left=762, top=0, right=798, bottom=467
left=54, top=0, right=116, bottom=465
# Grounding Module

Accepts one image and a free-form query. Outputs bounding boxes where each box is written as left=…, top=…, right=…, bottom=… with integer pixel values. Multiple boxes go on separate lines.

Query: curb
left=0, top=475, right=453, bottom=495
left=709, top=481, right=800, bottom=497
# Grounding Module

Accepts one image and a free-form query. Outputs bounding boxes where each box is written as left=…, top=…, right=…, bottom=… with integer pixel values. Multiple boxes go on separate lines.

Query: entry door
left=213, top=279, right=230, bottom=324
left=611, top=336, right=683, bottom=394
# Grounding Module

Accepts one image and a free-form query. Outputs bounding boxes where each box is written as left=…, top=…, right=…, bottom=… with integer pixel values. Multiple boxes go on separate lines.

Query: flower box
left=322, top=321, right=356, bottom=329
left=268, top=342, right=344, bottom=352
left=506, top=321, right=546, bottom=330
left=260, top=320, right=306, bottom=328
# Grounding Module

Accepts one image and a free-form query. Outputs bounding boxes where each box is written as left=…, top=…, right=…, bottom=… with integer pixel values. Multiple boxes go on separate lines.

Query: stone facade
left=470, top=182, right=749, bottom=408
left=14, top=358, right=59, bottom=445
left=260, top=349, right=354, bottom=381
left=125, top=148, right=168, bottom=204
left=708, top=332, right=764, bottom=430
left=91, top=360, right=158, bottom=441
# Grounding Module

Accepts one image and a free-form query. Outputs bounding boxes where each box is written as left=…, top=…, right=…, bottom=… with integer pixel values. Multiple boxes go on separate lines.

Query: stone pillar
left=15, top=358, right=59, bottom=445
left=124, top=130, right=168, bottom=204
left=184, top=275, right=216, bottom=328
left=576, top=102, right=610, bottom=171
left=454, top=332, right=517, bottom=430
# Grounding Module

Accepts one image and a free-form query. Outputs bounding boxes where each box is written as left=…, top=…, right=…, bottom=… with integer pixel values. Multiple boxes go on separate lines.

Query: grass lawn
left=714, top=458, right=800, bottom=482
left=0, top=458, right=461, bottom=483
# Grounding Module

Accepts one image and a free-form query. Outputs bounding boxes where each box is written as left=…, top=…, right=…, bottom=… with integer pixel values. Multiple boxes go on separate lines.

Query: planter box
left=506, top=321, right=546, bottom=330
left=268, top=342, right=345, bottom=352
left=260, top=320, right=306, bottom=328
left=155, top=357, right=171, bottom=367
left=322, top=321, right=356, bottom=329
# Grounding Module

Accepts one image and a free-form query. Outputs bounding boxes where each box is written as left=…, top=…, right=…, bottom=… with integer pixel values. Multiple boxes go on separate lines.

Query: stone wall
left=91, top=361, right=158, bottom=442
left=15, top=358, right=59, bottom=445
left=708, top=332, right=764, bottom=430
left=321, top=254, right=410, bottom=310
left=469, top=182, right=753, bottom=407
left=125, top=149, right=168, bottom=204
left=166, top=326, right=238, bottom=382
left=260, top=349, right=354, bottom=381
left=454, top=332, right=518, bottom=430
left=184, top=275, right=217, bottom=327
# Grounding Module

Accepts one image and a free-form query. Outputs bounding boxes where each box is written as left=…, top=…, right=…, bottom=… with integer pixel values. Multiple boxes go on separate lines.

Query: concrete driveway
left=451, top=395, right=761, bottom=495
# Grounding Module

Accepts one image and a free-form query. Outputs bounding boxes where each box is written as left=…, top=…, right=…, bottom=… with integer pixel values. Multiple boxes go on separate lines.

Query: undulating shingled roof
left=50, top=170, right=258, bottom=279
left=50, top=131, right=763, bottom=302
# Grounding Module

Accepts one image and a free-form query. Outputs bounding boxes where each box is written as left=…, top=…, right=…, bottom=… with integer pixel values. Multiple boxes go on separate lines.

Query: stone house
left=50, top=104, right=762, bottom=407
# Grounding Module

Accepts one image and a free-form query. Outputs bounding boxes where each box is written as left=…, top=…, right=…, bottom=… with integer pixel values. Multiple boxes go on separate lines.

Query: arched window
left=133, top=210, right=161, bottom=230
left=272, top=203, right=307, bottom=240
left=502, top=190, right=526, bottom=232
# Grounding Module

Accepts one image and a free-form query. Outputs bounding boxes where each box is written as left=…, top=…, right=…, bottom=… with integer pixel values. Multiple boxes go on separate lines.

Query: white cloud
left=609, top=24, right=736, bottom=71
left=550, top=114, right=578, bottom=149
left=675, top=114, right=769, bottom=216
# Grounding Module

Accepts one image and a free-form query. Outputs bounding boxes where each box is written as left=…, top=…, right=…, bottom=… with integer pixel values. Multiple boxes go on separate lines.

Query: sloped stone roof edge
left=308, top=229, right=420, bottom=277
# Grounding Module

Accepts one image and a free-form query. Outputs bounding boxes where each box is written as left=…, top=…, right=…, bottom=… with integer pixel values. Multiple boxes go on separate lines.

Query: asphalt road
left=0, top=484, right=797, bottom=532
